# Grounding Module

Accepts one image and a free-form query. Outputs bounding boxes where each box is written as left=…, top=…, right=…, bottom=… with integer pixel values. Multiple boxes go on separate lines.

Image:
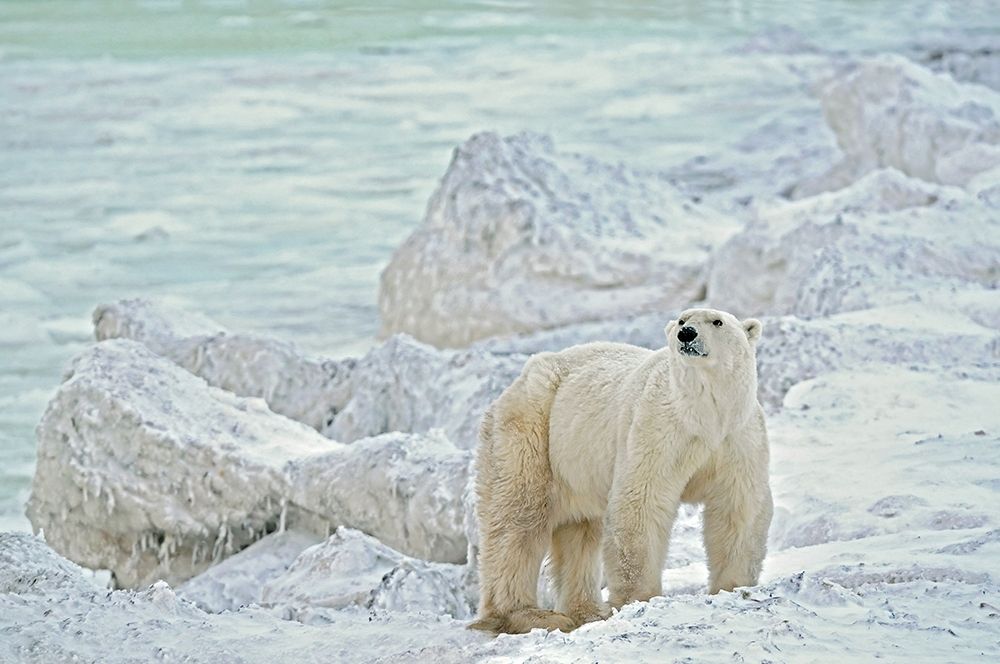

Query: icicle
left=279, top=498, right=287, bottom=533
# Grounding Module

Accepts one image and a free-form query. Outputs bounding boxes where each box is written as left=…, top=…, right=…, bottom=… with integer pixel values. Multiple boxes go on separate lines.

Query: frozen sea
left=0, top=0, right=997, bottom=532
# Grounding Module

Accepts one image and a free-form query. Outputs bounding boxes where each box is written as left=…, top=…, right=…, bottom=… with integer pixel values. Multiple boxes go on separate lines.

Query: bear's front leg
left=702, top=424, right=773, bottom=594
left=603, top=431, right=708, bottom=608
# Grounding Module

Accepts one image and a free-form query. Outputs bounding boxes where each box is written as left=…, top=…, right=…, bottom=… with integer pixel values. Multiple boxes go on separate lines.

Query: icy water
left=0, top=1, right=996, bottom=531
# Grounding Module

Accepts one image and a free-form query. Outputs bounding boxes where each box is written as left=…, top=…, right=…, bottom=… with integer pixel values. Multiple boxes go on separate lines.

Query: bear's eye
left=678, top=319, right=685, bottom=326
left=713, top=319, right=723, bottom=327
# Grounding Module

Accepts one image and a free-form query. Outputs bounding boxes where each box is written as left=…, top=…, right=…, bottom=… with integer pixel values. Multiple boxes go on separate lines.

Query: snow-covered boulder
left=707, top=169, right=1000, bottom=320
left=327, top=335, right=522, bottom=449
left=261, top=528, right=473, bottom=622
left=378, top=131, right=740, bottom=347
left=797, top=55, right=1000, bottom=194
left=755, top=307, right=1000, bottom=409
left=176, top=530, right=322, bottom=613
left=28, top=339, right=331, bottom=588
left=94, top=299, right=352, bottom=433
left=95, top=299, right=523, bottom=450
left=176, top=528, right=472, bottom=619
left=917, top=40, right=1000, bottom=92
left=289, top=432, right=470, bottom=564
left=28, top=340, right=472, bottom=588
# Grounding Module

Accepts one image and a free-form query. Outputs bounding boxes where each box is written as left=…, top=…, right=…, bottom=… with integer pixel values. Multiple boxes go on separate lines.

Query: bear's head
left=664, top=308, right=761, bottom=369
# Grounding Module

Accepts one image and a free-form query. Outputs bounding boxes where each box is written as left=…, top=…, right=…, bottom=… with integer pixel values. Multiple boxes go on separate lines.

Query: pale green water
left=1, top=0, right=997, bottom=532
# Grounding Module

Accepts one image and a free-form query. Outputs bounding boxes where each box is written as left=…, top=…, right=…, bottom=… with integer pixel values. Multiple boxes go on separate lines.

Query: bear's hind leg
left=470, top=521, right=573, bottom=634
left=550, top=519, right=609, bottom=627
left=471, top=376, right=573, bottom=635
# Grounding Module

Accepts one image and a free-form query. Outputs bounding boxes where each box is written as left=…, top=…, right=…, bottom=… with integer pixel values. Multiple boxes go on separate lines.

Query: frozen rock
left=176, top=530, right=322, bottom=613
left=473, top=310, right=669, bottom=356
left=797, top=55, right=1000, bottom=194
left=261, top=528, right=473, bottom=621
left=707, top=169, right=1000, bottom=320
left=289, top=432, right=471, bottom=564
left=378, top=131, right=740, bottom=347
left=96, top=299, right=522, bottom=450
left=28, top=340, right=472, bottom=588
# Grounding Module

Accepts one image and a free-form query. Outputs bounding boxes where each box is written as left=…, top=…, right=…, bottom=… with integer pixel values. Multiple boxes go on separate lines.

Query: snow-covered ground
left=3, top=2, right=1000, bottom=662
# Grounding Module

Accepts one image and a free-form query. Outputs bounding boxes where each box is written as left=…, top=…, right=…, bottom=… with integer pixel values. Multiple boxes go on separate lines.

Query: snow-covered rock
left=797, top=55, right=1000, bottom=194
left=96, top=299, right=523, bottom=450
left=324, top=335, right=523, bottom=450
left=28, top=339, right=331, bottom=588
left=176, top=530, right=322, bottom=613
left=289, top=432, right=470, bottom=564
left=261, top=528, right=473, bottom=621
left=755, top=308, right=1000, bottom=409
left=707, top=169, right=1000, bottom=320
left=94, top=298, right=352, bottom=433
left=28, top=340, right=472, bottom=588
left=917, top=40, right=1000, bottom=92
left=378, top=131, right=740, bottom=347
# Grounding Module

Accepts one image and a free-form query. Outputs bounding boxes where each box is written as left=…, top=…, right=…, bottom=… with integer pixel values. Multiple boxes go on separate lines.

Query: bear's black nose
left=677, top=326, right=697, bottom=343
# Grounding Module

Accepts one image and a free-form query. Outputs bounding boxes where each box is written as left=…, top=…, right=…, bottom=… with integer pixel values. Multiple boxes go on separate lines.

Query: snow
left=378, top=131, right=740, bottom=347
left=176, top=530, right=322, bottom=613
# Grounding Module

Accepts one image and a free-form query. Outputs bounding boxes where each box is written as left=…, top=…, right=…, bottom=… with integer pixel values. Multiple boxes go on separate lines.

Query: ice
left=378, top=131, right=740, bottom=347
left=27, top=340, right=473, bottom=588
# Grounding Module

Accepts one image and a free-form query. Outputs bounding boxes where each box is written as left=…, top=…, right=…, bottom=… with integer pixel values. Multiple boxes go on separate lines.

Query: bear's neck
left=668, top=354, right=758, bottom=438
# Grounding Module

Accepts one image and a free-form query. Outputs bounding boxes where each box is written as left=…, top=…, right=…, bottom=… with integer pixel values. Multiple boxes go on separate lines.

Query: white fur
left=470, top=308, right=772, bottom=634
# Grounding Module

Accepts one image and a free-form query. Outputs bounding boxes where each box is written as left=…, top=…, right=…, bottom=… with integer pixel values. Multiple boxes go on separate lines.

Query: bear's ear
left=743, top=318, right=762, bottom=344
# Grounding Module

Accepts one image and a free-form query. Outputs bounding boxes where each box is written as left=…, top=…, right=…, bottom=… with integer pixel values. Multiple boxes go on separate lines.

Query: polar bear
left=470, top=308, right=772, bottom=635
